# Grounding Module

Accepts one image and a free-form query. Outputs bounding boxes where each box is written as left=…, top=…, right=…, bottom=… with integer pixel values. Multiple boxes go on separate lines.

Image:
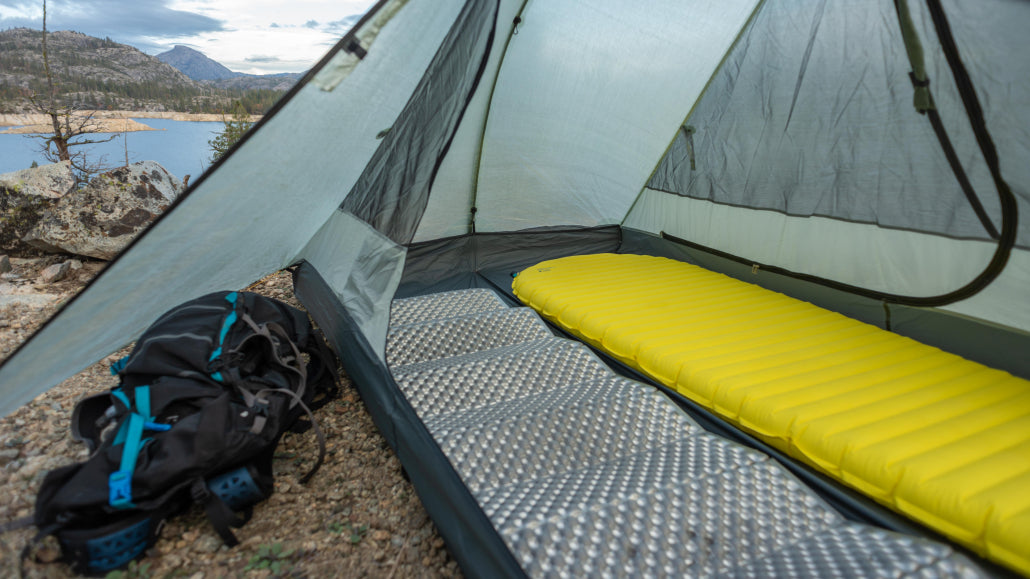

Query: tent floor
left=511, top=253, right=1030, bottom=575
left=383, top=288, right=983, bottom=577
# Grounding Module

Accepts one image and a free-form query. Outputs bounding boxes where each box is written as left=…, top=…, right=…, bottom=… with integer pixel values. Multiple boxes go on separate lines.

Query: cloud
left=244, top=55, right=279, bottom=63
left=1, top=0, right=377, bottom=75
left=0, top=0, right=224, bottom=44
left=323, top=14, right=362, bottom=34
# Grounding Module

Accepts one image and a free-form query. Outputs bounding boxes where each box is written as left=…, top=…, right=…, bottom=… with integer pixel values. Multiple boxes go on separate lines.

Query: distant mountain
left=156, top=45, right=237, bottom=81
left=156, top=45, right=303, bottom=91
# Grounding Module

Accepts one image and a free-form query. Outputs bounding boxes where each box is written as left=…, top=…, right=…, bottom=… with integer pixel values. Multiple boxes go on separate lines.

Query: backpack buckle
left=108, top=471, right=134, bottom=509
left=252, top=399, right=269, bottom=417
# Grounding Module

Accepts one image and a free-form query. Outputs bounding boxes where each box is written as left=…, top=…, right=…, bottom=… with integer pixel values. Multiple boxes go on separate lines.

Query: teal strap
left=111, top=390, right=132, bottom=446
left=209, top=292, right=240, bottom=383
left=135, top=385, right=151, bottom=419
left=109, top=412, right=143, bottom=509
left=109, top=355, right=130, bottom=376
left=109, top=386, right=168, bottom=509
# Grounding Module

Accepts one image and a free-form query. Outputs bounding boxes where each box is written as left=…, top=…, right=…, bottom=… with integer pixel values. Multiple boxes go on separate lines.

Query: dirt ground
left=0, top=257, right=462, bottom=578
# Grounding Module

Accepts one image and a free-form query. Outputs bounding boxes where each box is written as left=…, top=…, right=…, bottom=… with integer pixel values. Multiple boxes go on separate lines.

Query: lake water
left=0, top=118, right=224, bottom=183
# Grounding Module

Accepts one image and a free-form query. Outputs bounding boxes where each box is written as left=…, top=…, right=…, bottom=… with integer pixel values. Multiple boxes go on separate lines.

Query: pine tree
left=208, top=100, right=253, bottom=162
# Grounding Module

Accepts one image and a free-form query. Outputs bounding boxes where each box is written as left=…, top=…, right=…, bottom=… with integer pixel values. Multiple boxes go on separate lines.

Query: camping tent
left=2, top=0, right=1028, bottom=575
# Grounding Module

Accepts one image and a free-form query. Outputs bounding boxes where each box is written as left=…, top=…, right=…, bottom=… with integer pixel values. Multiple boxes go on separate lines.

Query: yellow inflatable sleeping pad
left=512, top=253, right=1030, bottom=575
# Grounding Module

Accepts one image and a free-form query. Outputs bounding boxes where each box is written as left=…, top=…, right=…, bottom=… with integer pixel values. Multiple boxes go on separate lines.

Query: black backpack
left=24, top=291, right=338, bottom=575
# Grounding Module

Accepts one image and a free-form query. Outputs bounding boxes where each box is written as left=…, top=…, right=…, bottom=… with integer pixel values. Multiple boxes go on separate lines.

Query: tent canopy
left=4, top=0, right=1027, bottom=416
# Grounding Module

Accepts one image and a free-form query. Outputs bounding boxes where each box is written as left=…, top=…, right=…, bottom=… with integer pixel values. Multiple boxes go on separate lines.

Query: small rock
left=0, top=294, right=59, bottom=307
left=0, top=448, right=19, bottom=465
left=0, top=255, right=10, bottom=274
left=68, top=259, right=83, bottom=270
left=35, top=544, right=61, bottom=563
left=372, top=529, right=390, bottom=542
left=188, top=572, right=204, bottom=579
left=432, top=537, right=445, bottom=550
left=374, top=550, right=387, bottom=562
left=194, top=534, right=221, bottom=554
left=39, top=262, right=70, bottom=283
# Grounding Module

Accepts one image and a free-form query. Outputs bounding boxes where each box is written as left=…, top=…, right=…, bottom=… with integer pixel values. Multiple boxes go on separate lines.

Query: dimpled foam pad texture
left=387, top=287, right=987, bottom=577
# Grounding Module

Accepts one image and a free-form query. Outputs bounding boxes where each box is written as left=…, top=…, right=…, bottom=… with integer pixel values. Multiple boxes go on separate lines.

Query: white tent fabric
left=1, top=0, right=1026, bottom=427
left=0, top=0, right=465, bottom=414
left=472, top=0, right=761, bottom=233
left=415, top=0, right=526, bottom=243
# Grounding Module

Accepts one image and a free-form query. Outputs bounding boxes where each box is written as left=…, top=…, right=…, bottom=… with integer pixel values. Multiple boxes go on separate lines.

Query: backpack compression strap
left=208, top=292, right=240, bottom=383
left=255, top=387, right=327, bottom=484
left=108, top=386, right=171, bottom=509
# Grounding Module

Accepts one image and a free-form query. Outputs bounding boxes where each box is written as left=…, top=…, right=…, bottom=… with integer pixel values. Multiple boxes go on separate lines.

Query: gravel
left=0, top=258, right=462, bottom=578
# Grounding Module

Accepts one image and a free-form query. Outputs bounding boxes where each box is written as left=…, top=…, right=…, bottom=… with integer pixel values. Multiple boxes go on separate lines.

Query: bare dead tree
left=28, top=0, right=118, bottom=181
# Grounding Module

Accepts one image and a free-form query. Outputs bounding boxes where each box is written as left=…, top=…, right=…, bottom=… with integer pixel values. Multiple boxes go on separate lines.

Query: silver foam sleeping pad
left=386, top=289, right=985, bottom=578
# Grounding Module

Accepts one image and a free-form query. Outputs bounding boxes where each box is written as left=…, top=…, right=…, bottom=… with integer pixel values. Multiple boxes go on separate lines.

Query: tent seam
left=467, top=0, right=533, bottom=236
left=621, top=0, right=768, bottom=228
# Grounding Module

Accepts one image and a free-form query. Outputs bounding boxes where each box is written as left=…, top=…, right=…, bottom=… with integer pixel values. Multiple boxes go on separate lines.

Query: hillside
left=0, top=28, right=284, bottom=115
left=203, top=72, right=303, bottom=92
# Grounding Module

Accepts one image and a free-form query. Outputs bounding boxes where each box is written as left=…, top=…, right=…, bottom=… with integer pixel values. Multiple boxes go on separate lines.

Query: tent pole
left=468, top=0, right=532, bottom=235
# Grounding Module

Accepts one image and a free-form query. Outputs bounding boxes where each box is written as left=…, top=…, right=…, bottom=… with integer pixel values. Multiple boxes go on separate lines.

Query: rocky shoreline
left=0, top=118, right=158, bottom=135
left=0, top=111, right=262, bottom=129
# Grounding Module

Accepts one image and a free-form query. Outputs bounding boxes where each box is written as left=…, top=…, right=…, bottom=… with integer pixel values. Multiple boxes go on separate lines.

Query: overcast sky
left=0, top=0, right=377, bottom=74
